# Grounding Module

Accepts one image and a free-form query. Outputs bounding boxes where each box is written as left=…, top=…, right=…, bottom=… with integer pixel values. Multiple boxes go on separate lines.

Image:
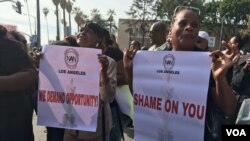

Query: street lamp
left=43, top=7, right=50, bottom=44
left=23, top=13, right=36, bottom=35
left=219, top=13, right=229, bottom=50
left=218, top=18, right=224, bottom=50
left=0, top=0, right=22, bottom=14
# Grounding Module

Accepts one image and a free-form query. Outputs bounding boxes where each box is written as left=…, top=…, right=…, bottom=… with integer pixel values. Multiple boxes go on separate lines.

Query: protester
left=102, top=28, right=132, bottom=141
left=230, top=34, right=250, bottom=113
left=148, top=21, right=168, bottom=51
left=64, top=22, right=117, bottom=141
left=32, top=23, right=116, bottom=141
left=227, top=34, right=249, bottom=55
left=0, top=25, right=37, bottom=141
left=196, top=31, right=210, bottom=50
left=123, top=7, right=238, bottom=141
left=129, top=40, right=141, bottom=50
left=232, top=55, right=250, bottom=109
left=110, top=34, right=120, bottom=49
left=8, top=30, right=29, bottom=52
left=0, top=25, right=7, bottom=38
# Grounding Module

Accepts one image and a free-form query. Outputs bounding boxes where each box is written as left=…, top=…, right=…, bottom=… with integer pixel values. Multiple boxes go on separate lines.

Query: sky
left=0, top=0, right=133, bottom=45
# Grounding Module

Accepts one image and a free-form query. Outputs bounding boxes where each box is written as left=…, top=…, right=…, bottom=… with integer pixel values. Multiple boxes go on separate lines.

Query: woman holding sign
left=63, top=22, right=117, bottom=141
left=124, top=6, right=239, bottom=141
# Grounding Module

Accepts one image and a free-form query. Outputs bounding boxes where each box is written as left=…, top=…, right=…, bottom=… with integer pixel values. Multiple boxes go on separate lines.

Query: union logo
left=64, top=48, right=79, bottom=69
left=163, top=54, right=175, bottom=70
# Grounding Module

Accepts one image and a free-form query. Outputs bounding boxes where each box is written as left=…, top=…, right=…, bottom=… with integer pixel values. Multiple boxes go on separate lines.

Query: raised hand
left=221, top=40, right=239, bottom=61
left=243, top=57, right=250, bottom=72
left=209, top=50, right=240, bottom=79
left=123, top=48, right=138, bottom=93
left=98, top=54, right=109, bottom=72
left=123, top=48, right=138, bottom=73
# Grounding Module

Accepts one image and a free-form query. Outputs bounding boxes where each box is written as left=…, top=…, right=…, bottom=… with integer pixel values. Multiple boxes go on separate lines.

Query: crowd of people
left=0, top=4, right=250, bottom=141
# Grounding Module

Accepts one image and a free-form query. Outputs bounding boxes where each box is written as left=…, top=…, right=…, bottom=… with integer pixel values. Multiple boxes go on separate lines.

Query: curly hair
left=0, top=25, right=7, bottom=38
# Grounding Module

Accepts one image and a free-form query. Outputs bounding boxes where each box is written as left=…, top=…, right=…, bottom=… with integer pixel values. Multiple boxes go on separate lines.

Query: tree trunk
left=109, top=21, right=112, bottom=33
left=69, top=12, right=71, bottom=35
left=63, top=9, right=66, bottom=37
left=56, top=5, right=60, bottom=41
left=37, top=0, right=41, bottom=47
left=141, top=1, right=146, bottom=46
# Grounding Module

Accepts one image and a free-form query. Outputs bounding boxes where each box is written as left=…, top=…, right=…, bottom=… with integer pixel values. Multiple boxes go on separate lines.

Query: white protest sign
left=38, top=45, right=101, bottom=132
left=133, top=51, right=211, bottom=141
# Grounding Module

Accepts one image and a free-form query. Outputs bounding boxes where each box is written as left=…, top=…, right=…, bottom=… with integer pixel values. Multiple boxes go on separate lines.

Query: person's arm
left=209, top=50, right=239, bottom=116
left=0, top=68, right=37, bottom=91
left=99, top=55, right=117, bottom=103
left=123, top=49, right=136, bottom=94
left=116, top=60, right=127, bottom=86
left=209, top=78, right=236, bottom=116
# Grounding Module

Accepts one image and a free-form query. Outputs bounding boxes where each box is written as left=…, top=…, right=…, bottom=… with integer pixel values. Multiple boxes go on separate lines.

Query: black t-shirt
left=103, top=47, right=124, bottom=107
left=103, top=47, right=123, bottom=62
left=168, top=46, right=233, bottom=141
left=0, top=38, right=35, bottom=141
left=231, top=55, right=250, bottom=95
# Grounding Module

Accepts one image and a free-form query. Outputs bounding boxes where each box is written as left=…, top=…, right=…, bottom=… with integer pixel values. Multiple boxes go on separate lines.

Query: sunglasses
left=171, top=6, right=201, bottom=23
left=174, top=6, right=200, bottom=15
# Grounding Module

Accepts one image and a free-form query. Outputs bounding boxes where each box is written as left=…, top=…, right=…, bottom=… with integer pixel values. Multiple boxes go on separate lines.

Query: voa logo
left=64, top=48, right=79, bottom=69
left=226, top=129, right=246, bottom=136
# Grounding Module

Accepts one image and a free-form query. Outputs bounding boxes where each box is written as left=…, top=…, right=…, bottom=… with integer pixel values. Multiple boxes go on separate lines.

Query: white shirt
left=148, top=42, right=168, bottom=51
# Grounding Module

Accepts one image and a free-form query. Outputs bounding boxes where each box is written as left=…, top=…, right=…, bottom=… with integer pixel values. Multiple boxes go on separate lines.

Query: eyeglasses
left=171, top=6, right=201, bottom=23
left=174, top=6, right=200, bottom=16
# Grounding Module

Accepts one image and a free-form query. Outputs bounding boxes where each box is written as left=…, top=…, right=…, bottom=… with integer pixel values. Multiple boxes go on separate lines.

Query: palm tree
left=72, top=6, right=81, bottom=31
left=72, top=7, right=88, bottom=32
left=60, top=0, right=67, bottom=36
left=61, top=19, right=67, bottom=27
left=106, top=9, right=117, bottom=33
left=90, top=9, right=105, bottom=26
left=66, top=0, right=74, bottom=35
left=43, top=7, right=50, bottom=44
left=52, top=0, right=60, bottom=40
left=91, top=9, right=100, bottom=22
